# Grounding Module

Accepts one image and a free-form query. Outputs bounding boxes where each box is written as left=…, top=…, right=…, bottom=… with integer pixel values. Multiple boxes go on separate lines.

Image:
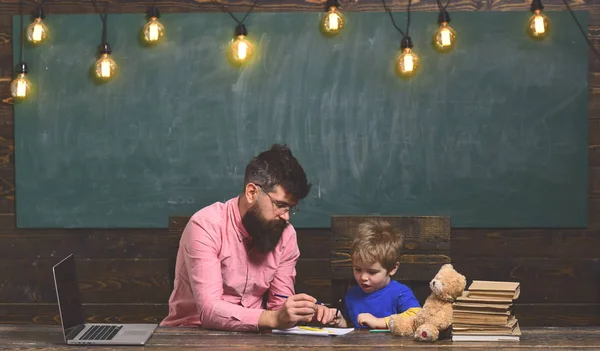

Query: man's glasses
left=256, top=185, right=298, bottom=216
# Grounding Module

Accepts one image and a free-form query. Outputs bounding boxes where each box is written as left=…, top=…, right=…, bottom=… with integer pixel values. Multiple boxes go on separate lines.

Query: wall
left=0, top=0, right=598, bottom=326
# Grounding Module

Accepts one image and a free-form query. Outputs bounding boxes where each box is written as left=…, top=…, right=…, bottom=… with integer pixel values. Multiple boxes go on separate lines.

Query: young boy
left=316, top=219, right=421, bottom=329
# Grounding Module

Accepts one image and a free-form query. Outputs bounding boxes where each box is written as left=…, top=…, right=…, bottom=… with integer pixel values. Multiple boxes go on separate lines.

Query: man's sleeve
left=183, top=216, right=264, bottom=331
left=266, top=229, right=300, bottom=311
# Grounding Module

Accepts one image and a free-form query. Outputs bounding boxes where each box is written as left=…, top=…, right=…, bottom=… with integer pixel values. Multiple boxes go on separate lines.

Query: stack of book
left=451, top=280, right=521, bottom=342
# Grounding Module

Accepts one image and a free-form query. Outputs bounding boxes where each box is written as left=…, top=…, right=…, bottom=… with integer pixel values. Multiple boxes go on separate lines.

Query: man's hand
left=314, top=305, right=339, bottom=325
left=357, top=313, right=387, bottom=329
left=276, top=293, right=318, bottom=328
left=260, top=293, right=317, bottom=329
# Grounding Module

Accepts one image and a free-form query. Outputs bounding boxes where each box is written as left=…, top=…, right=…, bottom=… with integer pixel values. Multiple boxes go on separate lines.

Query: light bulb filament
left=32, top=23, right=44, bottom=42
left=328, top=12, right=339, bottom=30
left=231, top=35, right=252, bottom=63
left=534, top=15, right=545, bottom=34
left=237, top=41, right=247, bottom=60
left=148, top=22, right=159, bottom=41
left=440, top=28, right=451, bottom=46
left=101, top=61, right=111, bottom=78
left=403, top=55, right=414, bottom=72
left=16, top=79, right=27, bottom=97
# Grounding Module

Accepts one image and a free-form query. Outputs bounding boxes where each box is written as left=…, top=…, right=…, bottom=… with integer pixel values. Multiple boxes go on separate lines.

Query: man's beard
left=242, top=204, right=288, bottom=253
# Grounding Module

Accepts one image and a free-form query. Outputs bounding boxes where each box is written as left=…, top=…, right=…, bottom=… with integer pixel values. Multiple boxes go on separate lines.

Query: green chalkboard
left=14, top=11, right=589, bottom=228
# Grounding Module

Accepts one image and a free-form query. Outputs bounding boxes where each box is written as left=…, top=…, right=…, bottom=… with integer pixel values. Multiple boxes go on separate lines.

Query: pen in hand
left=274, top=293, right=325, bottom=305
left=274, top=293, right=342, bottom=326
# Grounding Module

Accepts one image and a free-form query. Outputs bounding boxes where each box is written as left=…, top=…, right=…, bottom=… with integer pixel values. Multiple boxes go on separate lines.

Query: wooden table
left=1, top=325, right=599, bottom=350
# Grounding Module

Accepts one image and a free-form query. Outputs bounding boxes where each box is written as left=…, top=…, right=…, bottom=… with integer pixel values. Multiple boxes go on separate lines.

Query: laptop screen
left=52, top=255, right=85, bottom=339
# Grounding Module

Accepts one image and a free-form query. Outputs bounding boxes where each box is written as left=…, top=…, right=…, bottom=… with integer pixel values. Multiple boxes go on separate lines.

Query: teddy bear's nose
left=432, top=281, right=436, bottom=286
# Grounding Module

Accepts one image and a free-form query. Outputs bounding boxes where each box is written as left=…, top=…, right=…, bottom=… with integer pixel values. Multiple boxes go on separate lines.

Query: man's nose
left=279, top=211, right=290, bottom=222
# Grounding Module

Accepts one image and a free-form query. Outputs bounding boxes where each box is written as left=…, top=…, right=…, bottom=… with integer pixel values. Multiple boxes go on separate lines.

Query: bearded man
left=161, top=144, right=332, bottom=331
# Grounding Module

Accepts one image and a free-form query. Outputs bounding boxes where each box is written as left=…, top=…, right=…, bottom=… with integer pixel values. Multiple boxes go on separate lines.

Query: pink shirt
left=160, top=197, right=300, bottom=331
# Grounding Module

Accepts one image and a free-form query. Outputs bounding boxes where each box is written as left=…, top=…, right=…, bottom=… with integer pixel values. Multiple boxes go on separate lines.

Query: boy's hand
left=357, top=313, right=387, bottom=329
left=314, top=305, right=339, bottom=325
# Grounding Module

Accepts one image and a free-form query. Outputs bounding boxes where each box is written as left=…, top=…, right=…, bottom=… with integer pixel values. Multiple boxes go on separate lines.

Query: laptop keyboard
left=79, top=325, right=123, bottom=341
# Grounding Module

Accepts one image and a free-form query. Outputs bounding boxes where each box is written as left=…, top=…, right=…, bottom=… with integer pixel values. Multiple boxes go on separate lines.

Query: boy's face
left=353, top=261, right=398, bottom=294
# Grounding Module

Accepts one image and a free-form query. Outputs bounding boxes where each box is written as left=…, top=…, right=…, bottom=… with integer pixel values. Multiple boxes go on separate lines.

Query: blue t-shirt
left=344, top=280, right=420, bottom=328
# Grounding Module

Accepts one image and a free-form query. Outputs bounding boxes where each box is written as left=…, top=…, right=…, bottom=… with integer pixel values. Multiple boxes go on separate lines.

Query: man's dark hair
left=244, top=144, right=311, bottom=200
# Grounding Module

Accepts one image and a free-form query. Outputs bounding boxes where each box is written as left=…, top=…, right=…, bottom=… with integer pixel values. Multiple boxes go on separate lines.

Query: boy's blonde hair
left=351, top=219, right=404, bottom=272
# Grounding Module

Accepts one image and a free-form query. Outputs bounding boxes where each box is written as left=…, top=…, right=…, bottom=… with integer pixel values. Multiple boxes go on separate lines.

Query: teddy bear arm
left=389, top=313, right=417, bottom=337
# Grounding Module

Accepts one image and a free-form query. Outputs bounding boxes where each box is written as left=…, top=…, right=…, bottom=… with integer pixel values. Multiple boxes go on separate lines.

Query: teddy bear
left=388, top=263, right=466, bottom=342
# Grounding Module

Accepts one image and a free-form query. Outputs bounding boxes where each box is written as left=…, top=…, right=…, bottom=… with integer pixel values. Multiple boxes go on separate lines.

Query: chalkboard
left=14, top=11, right=589, bottom=228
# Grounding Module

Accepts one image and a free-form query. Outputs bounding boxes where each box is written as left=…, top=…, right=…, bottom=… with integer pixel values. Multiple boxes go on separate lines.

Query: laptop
left=52, top=254, right=157, bottom=345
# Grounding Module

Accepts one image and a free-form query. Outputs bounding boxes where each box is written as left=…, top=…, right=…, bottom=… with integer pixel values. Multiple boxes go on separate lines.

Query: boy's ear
left=389, top=262, right=400, bottom=276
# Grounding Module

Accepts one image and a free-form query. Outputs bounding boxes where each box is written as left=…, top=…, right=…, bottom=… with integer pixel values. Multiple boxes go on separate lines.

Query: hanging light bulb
left=396, top=36, right=419, bottom=78
left=142, top=7, right=165, bottom=44
left=95, top=43, right=117, bottom=81
left=230, top=24, right=253, bottom=65
left=321, top=0, right=344, bottom=36
left=528, top=0, right=549, bottom=39
left=433, top=9, right=456, bottom=52
left=26, top=7, right=49, bottom=44
left=11, top=62, right=31, bottom=100
left=13, top=13, right=31, bottom=101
